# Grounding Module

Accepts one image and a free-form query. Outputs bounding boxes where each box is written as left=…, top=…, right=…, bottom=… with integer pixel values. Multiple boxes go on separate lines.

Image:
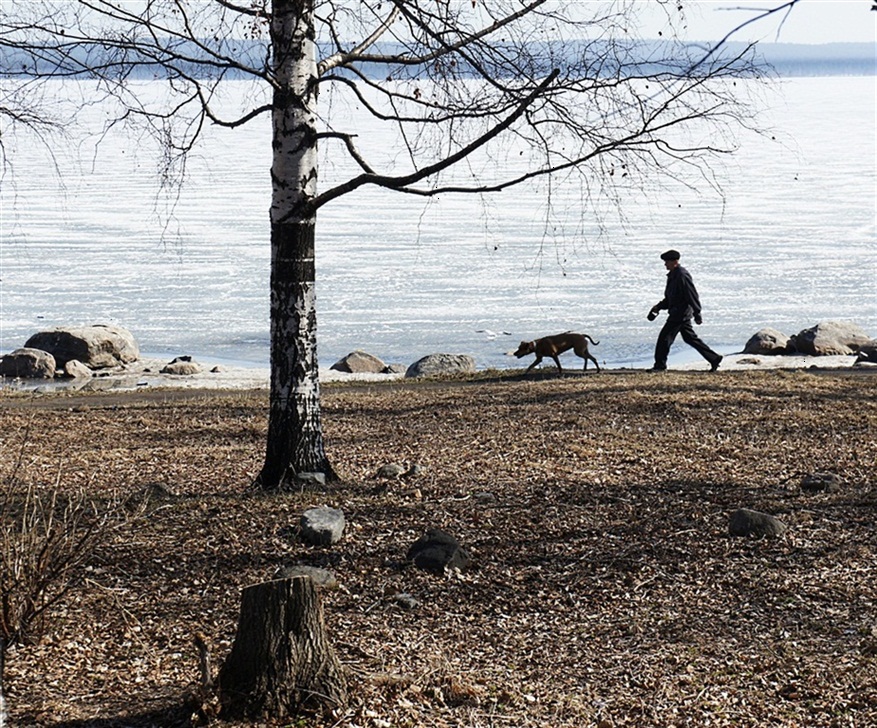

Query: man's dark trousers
left=654, top=316, right=722, bottom=370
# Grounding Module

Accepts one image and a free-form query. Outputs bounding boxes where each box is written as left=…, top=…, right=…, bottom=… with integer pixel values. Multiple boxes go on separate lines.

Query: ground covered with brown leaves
left=2, top=369, right=876, bottom=727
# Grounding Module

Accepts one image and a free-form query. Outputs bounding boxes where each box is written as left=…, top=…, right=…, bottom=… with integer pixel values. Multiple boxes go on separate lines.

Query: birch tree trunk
left=256, top=0, right=334, bottom=489
left=218, top=577, right=348, bottom=719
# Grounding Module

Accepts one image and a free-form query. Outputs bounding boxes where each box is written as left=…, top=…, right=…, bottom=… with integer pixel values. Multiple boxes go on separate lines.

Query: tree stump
left=218, top=577, right=347, bottom=720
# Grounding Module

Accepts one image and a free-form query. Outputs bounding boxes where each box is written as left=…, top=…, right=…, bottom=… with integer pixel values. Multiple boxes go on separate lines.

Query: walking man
left=647, top=249, right=723, bottom=371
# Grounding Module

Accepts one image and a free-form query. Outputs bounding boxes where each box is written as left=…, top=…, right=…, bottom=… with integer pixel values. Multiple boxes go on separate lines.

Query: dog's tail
left=585, top=334, right=600, bottom=346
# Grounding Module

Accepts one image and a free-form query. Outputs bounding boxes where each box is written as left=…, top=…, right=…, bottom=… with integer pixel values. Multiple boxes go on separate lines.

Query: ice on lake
left=1, top=76, right=874, bottom=371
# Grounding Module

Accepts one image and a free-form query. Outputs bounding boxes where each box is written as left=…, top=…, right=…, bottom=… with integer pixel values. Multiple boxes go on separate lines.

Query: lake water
left=1, top=75, right=874, bottom=371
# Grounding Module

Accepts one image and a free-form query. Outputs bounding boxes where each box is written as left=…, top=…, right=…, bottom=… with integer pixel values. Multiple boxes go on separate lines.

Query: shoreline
left=1, top=352, right=872, bottom=395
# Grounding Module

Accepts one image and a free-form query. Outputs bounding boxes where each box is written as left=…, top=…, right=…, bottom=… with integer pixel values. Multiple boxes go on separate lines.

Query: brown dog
left=513, top=332, right=600, bottom=373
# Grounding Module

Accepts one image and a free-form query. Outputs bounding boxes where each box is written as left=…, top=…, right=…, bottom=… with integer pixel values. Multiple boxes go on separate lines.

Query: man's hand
left=647, top=307, right=659, bottom=322
left=694, top=314, right=703, bottom=325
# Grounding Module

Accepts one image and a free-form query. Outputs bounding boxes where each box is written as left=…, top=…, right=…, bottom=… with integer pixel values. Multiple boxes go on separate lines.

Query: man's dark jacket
left=655, top=265, right=702, bottom=321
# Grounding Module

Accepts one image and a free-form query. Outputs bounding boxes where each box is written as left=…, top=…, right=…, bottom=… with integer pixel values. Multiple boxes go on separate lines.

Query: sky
left=650, top=0, right=877, bottom=44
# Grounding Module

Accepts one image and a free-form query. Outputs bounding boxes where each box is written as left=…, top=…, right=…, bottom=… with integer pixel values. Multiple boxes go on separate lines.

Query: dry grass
left=1, top=369, right=875, bottom=727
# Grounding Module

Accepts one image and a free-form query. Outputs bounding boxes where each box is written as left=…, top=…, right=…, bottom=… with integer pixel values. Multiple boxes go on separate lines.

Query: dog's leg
left=588, top=353, right=600, bottom=372
left=552, top=355, right=563, bottom=373
left=525, top=356, right=542, bottom=374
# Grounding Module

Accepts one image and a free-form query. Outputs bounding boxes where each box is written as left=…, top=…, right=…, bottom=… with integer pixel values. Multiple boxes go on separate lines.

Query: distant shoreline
left=4, top=41, right=872, bottom=79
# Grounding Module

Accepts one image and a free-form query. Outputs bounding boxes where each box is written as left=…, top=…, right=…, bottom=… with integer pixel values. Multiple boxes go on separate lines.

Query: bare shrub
left=0, top=428, right=139, bottom=720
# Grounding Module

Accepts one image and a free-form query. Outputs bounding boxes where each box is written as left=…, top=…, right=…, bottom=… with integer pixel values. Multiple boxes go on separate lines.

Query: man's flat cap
left=660, top=249, right=681, bottom=261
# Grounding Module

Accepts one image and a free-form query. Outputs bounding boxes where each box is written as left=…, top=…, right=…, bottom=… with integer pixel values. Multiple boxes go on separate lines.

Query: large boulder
left=330, top=350, right=386, bottom=374
left=789, top=321, right=870, bottom=356
left=25, top=324, right=139, bottom=369
left=405, top=353, right=476, bottom=378
left=743, top=327, right=791, bottom=355
left=0, top=347, right=56, bottom=379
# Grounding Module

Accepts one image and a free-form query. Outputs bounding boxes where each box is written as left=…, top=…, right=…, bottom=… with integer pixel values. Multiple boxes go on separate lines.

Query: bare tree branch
left=315, top=130, right=375, bottom=173
left=689, top=0, right=801, bottom=72
left=317, top=4, right=402, bottom=75
left=214, top=0, right=269, bottom=18
left=311, top=68, right=560, bottom=210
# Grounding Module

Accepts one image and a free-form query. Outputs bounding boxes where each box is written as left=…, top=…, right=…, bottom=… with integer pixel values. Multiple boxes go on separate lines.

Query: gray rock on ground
left=729, top=508, right=787, bottom=538
left=405, top=353, right=476, bottom=378
left=406, top=528, right=470, bottom=574
left=376, top=462, right=408, bottom=479
left=801, top=472, right=842, bottom=493
left=300, top=506, right=346, bottom=546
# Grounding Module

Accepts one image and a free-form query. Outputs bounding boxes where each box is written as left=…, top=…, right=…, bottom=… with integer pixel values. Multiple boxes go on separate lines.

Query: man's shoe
left=710, top=355, right=723, bottom=372
left=648, top=366, right=666, bottom=372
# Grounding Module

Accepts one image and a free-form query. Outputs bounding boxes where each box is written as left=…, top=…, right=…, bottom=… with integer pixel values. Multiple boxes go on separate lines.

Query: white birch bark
left=259, top=0, right=331, bottom=487
left=271, top=0, right=318, bottom=225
